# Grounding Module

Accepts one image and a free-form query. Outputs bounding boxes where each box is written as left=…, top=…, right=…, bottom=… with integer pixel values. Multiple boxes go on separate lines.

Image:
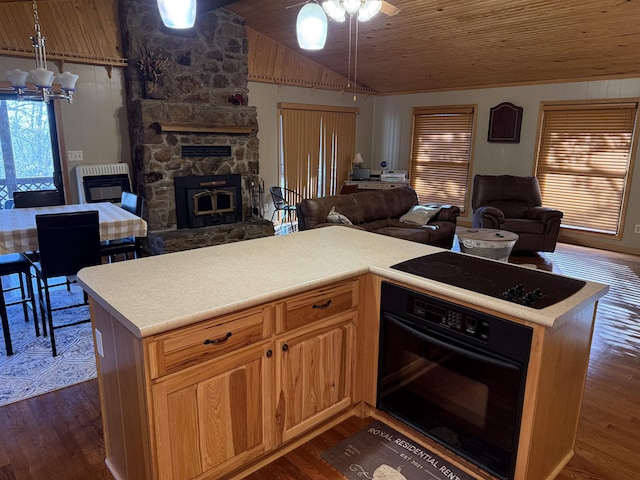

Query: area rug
left=322, top=419, right=474, bottom=480
left=0, top=283, right=97, bottom=407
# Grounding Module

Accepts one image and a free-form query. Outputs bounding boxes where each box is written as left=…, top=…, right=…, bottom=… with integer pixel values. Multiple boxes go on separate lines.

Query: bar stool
left=0, top=253, right=38, bottom=356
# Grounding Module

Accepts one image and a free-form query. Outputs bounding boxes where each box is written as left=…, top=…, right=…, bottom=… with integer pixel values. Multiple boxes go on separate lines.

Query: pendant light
left=157, top=0, right=197, bottom=29
left=297, top=3, right=328, bottom=50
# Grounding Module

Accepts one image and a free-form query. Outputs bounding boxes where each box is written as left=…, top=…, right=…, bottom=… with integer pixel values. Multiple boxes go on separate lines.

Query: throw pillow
left=399, top=205, right=442, bottom=225
left=327, top=206, right=353, bottom=225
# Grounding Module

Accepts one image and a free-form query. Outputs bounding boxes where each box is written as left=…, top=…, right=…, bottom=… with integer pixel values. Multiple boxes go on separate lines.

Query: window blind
left=535, top=102, right=638, bottom=236
left=279, top=103, right=357, bottom=199
left=409, top=106, right=475, bottom=209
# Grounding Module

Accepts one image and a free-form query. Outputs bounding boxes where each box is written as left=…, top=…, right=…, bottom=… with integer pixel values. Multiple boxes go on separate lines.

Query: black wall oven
left=377, top=282, right=533, bottom=480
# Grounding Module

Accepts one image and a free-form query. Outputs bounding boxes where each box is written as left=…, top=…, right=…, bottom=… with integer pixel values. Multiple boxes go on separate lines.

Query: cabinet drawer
left=147, top=306, right=271, bottom=379
left=278, top=280, right=358, bottom=333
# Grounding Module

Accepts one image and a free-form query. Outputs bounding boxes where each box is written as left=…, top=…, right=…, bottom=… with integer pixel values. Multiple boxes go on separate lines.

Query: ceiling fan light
left=297, top=3, right=328, bottom=50
left=358, top=0, right=382, bottom=21
left=343, top=0, right=363, bottom=16
left=322, top=1, right=346, bottom=22
left=157, top=0, right=196, bottom=29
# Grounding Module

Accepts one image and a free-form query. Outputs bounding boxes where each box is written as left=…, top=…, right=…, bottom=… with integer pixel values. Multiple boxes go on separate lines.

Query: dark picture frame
left=488, top=102, right=523, bottom=143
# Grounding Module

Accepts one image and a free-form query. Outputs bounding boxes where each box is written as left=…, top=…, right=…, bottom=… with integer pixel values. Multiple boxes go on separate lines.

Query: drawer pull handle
left=204, top=332, right=232, bottom=345
left=282, top=344, right=289, bottom=352
left=312, top=299, right=332, bottom=309
left=266, top=349, right=273, bottom=358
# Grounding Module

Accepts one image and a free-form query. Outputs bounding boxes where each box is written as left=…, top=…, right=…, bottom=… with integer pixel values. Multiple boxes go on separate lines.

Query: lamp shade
left=297, top=3, right=328, bottom=50
left=57, top=72, right=79, bottom=91
left=358, top=0, right=382, bottom=21
left=157, top=0, right=196, bottom=29
left=353, top=153, right=364, bottom=165
left=30, top=67, right=55, bottom=89
left=6, top=69, right=29, bottom=89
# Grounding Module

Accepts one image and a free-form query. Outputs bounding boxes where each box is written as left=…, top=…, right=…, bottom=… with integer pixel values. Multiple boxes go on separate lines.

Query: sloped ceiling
left=225, top=0, right=640, bottom=94
left=2, top=0, right=640, bottom=94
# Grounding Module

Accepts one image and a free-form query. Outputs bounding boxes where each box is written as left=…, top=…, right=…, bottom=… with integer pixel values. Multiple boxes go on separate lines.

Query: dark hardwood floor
left=0, top=242, right=638, bottom=480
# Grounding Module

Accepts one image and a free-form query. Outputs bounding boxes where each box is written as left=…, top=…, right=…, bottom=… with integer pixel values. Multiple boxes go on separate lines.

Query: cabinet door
left=275, top=317, right=354, bottom=443
left=151, top=342, right=274, bottom=480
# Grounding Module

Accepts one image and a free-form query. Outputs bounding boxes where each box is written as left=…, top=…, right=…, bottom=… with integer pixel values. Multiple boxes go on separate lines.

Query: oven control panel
left=409, top=296, right=490, bottom=342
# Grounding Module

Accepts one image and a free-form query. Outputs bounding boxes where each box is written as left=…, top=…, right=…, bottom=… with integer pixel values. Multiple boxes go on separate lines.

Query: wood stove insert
left=175, top=174, right=243, bottom=229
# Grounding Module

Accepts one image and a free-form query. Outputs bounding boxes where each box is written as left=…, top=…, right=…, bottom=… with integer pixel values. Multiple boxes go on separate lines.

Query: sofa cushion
left=400, top=205, right=442, bottom=225
left=327, top=206, right=353, bottom=225
left=503, top=218, right=545, bottom=234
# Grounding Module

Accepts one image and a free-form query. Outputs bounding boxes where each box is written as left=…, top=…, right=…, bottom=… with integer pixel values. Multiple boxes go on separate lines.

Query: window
left=535, top=101, right=638, bottom=237
left=409, top=106, right=476, bottom=210
left=0, top=96, right=64, bottom=208
left=278, top=103, right=357, bottom=200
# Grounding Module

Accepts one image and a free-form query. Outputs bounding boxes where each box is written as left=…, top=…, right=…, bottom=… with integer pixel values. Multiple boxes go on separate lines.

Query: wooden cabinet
left=151, top=341, right=274, bottom=480
left=274, top=315, right=355, bottom=443
left=91, top=277, right=359, bottom=480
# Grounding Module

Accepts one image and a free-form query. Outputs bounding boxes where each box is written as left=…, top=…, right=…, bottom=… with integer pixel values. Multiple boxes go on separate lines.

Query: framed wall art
left=487, top=102, right=523, bottom=143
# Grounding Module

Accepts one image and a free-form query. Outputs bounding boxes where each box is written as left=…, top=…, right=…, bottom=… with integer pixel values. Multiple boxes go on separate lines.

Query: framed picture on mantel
left=488, top=102, right=523, bottom=143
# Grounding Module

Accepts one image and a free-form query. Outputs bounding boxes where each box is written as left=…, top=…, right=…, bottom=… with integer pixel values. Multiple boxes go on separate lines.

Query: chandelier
left=4, top=0, right=79, bottom=103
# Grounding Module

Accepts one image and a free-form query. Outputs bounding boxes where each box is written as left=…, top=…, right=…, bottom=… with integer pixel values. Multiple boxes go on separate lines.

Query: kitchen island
left=78, top=226, right=608, bottom=480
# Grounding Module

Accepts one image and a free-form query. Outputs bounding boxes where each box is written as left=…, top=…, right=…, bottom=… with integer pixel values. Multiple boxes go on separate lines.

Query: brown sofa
left=296, top=187, right=461, bottom=249
left=471, top=174, right=563, bottom=253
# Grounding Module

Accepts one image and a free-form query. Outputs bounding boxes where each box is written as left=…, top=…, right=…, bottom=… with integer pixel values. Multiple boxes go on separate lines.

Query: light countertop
left=77, top=226, right=609, bottom=338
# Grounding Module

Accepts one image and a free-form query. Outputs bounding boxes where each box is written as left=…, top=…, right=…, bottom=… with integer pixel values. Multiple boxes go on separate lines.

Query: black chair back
left=14, top=190, right=63, bottom=208
left=36, top=211, right=101, bottom=278
left=270, top=186, right=286, bottom=209
left=121, top=191, right=143, bottom=216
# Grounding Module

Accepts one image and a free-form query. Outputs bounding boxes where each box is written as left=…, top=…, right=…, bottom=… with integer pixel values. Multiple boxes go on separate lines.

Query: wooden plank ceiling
left=0, top=0, right=124, bottom=67
left=225, top=0, right=640, bottom=94
left=1, top=0, right=639, bottom=94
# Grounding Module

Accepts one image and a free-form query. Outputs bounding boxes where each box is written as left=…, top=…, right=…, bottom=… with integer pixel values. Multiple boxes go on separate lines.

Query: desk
left=343, top=180, right=409, bottom=190
left=0, top=202, right=148, bottom=255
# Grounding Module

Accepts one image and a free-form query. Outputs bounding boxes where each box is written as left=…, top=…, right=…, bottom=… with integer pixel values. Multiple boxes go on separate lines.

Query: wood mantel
left=156, top=123, right=254, bottom=134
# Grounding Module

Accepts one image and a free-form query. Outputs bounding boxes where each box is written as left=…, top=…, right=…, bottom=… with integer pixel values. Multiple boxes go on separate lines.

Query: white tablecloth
left=0, top=202, right=148, bottom=254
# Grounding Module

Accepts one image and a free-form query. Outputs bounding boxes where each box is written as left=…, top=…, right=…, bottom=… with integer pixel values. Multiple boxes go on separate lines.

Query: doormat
left=322, top=420, right=475, bottom=480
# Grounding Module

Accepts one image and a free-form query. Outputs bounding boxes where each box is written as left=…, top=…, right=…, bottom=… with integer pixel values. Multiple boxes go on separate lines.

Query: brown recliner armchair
left=471, top=175, right=563, bottom=253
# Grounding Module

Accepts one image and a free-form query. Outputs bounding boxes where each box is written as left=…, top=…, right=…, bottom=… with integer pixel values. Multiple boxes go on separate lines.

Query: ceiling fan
left=288, top=1, right=400, bottom=18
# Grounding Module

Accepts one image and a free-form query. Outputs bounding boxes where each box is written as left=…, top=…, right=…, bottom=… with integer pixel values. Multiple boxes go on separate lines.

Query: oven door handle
left=382, top=313, right=520, bottom=372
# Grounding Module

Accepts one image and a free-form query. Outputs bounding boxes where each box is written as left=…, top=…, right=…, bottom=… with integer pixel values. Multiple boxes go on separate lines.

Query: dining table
left=0, top=201, right=148, bottom=255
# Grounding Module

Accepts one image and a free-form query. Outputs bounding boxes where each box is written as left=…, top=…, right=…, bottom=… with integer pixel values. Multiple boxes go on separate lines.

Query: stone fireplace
left=118, top=0, right=273, bottom=254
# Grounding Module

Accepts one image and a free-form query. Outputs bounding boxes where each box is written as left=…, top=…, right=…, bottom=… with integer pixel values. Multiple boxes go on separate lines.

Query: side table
left=456, top=227, right=519, bottom=262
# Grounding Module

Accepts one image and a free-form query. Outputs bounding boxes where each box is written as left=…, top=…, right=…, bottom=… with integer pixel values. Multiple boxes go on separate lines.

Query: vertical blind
left=409, top=106, right=475, bottom=209
left=279, top=103, right=357, bottom=199
left=535, top=102, right=638, bottom=236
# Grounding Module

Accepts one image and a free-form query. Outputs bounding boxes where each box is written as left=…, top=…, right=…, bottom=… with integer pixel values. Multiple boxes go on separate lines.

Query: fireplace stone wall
left=118, top=0, right=272, bottom=254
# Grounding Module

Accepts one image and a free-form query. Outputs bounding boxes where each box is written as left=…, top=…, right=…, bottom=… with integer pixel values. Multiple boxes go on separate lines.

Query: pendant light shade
left=157, top=0, right=197, bottom=29
left=297, top=3, right=328, bottom=50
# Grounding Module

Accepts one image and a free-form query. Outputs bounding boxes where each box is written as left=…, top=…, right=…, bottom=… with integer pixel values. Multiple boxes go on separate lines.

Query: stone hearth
left=118, top=0, right=272, bottom=254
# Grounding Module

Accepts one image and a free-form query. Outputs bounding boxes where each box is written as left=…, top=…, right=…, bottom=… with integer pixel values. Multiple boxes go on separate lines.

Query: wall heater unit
left=74, top=163, right=132, bottom=204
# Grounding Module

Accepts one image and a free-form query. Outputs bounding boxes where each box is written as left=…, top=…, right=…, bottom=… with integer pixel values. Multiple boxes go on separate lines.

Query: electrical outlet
left=635, top=224, right=640, bottom=234
left=67, top=150, right=83, bottom=162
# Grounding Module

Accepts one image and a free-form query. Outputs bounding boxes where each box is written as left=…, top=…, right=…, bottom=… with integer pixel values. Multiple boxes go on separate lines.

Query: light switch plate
left=67, top=150, right=83, bottom=162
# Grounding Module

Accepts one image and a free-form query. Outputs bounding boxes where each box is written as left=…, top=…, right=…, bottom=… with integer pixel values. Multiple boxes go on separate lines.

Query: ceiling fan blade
left=380, top=1, right=400, bottom=17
